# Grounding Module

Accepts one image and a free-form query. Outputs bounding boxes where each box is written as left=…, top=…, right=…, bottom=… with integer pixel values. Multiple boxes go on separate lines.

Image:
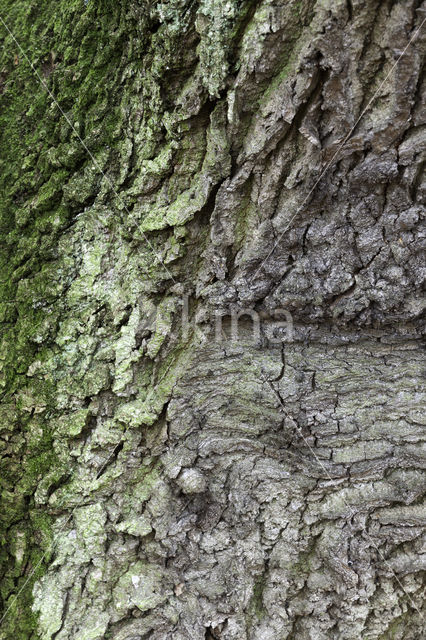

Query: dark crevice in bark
left=96, top=441, right=124, bottom=479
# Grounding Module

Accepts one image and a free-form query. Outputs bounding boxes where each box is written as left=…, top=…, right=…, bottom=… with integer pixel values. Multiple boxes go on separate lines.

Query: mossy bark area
left=0, top=0, right=425, bottom=638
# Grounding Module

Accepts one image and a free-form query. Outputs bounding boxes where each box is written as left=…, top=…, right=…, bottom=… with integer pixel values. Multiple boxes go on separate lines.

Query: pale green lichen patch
left=115, top=516, right=153, bottom=538
left=112, top=306, right=142, bottom=394
left=146, top=296, right=176, bottom=359
left=112, top=562, right=168, bottom=615
left=72, top=615, right=110, bottom=640
left=55, top=409, right=90, bottom=437
left=73, top=503, right=107, bottom=560
left=32, top=574, right=65, bottom=640
left=196, top=0, right=239, bottom=97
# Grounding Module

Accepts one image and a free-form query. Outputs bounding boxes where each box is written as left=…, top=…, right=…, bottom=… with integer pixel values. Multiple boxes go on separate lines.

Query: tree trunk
left=0, top=1, right=425, bottom=638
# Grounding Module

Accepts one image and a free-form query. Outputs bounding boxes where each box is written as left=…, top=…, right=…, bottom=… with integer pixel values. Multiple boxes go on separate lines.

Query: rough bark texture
left=0, top=0, right=425, bottom=639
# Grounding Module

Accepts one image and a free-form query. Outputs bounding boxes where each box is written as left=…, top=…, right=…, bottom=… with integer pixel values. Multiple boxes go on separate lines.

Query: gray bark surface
left=0, top=1, right=425, bottom=639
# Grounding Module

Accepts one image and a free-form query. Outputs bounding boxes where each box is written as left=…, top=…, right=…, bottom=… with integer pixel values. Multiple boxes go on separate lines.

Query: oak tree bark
left=0, top=1, right=425, bottom=638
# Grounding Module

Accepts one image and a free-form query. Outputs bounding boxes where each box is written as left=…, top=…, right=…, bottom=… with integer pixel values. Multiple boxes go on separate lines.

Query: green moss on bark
left=0, top=0, right=254, bottom=634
